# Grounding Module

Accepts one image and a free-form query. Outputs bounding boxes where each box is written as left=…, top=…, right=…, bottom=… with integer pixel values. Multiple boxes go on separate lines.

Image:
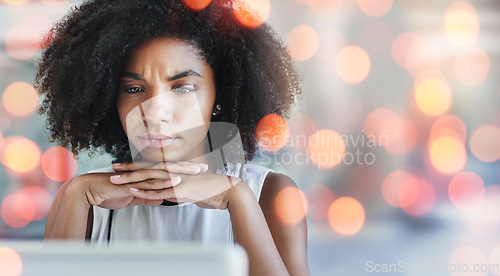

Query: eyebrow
left=120, top=70, right=202, bottom=81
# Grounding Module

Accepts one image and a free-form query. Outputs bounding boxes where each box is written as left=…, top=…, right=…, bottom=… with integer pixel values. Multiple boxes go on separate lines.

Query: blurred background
left=0, top=0, right=499, bottom=275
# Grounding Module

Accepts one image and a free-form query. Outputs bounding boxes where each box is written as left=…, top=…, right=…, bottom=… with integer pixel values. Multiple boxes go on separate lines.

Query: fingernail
left=110, top=175, right=121, bottom=181
left=200, top=163, right=208, bottom=172
left=112, top=163, right=121, bottom=168
left=172, top=176, right=181, bottom=185
left=130, top=188, right=139, bottom=192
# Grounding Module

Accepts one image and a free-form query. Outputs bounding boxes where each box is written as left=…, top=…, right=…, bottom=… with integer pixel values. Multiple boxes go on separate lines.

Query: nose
left=141, top=91, right=174, bottom=127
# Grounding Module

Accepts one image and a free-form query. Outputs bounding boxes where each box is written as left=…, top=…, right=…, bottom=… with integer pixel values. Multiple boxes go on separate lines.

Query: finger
left=127, top=177, right=182, bottom=190
left=150, top=161, right=208, bottom=174
left=112, top=161, right=153, bottom=171
left=129, top=187, right=179, bottom=201
left=110, top=170, right=179, bottom=184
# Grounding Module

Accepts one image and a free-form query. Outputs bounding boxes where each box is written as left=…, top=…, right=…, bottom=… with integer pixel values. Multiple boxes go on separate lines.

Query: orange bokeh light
left=449, top=171, right=485, bottom=211
left=288, top=113, right=317, bottom=150
left=0, top=247, right=22, bottom=276
left=1, top=192, right=35, bottom=228
left=381, top=170, right=419, bottom=208
left=305, top=183, right=334, bottom=221
left=274, top=187, right=309, bottom=225
left=233, top=0, right=271, bottom=28
left=402, top=178, right=436, bottom=217
left=307, top=0, right=343, bottom=16
left=255, top=114, right=290, bottom=152
left=308, top=129, right=346, bottom=169
left=328, top=197, right=365, bottom=236
left=429, top=136, right=466, bottom=174
left=5, top=16, right=52, bottom=61
left=414, top=77, right=452, bottom=116
left=444, top=1, right=480, bottom=46
left=429, top=115, right=467, bottom=145
left=469, top=125, right=500, bottom=163
left=391, top=32, right=427, bottom=71
left=454, top=48, right=490, bottom=87
left=41, top=146, right=78, bottom=182
left=182, top=0, right=212, bottom=11
left=286, top=24, right=319, bottom=62
left=363, top=108, right=417, bottom=155
left=357, top=0, right=393, bottom=17
left=0, top=136, right=41, bottom=173
left=335, top=46, right=371, bottom=84
left=2, top=82, right=39, bottom=117
left=21, top=186, right=52, bottom=221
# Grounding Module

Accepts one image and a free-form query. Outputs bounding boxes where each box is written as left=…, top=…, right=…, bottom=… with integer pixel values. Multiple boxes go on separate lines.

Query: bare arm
left=228, top=182, right=290, bottom=276
left=259, top=172, right=310, bottom=276
left=45, top=177, right=92, bottom=240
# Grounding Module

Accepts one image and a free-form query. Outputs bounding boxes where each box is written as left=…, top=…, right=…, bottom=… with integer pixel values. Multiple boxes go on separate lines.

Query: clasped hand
left=78, top=161, right=245, bottom=210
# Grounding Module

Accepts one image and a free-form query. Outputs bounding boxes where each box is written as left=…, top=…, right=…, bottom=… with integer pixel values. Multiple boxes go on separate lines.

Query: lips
left=138, top=134, right=177, bottom=148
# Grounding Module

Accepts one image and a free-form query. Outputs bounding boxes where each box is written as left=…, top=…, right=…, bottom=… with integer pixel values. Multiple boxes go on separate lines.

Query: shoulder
left=259, top=171, right=298, bottom=205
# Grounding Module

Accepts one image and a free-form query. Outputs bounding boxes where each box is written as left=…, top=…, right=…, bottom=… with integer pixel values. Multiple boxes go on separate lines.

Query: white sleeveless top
left=90, top=163, right=273, bottom=246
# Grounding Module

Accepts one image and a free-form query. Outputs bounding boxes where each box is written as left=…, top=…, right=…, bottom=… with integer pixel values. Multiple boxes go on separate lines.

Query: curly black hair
left=35, top=0, right=301, bottom=163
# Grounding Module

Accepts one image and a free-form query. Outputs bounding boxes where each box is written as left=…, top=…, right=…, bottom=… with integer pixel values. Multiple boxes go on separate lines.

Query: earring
left=212, top=104, right=222, bottom=116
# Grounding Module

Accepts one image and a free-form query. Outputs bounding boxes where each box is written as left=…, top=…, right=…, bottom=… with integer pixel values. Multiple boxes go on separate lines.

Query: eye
left=172, top=85, right=196, bottom=94
left=125, top=87, right=144, bottom=94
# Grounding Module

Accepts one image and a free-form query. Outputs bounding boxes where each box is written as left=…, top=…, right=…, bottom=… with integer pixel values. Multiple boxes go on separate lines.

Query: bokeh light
left=0, top=247, right=22, bottom=276
left=328, top=197, right=365, bottom=236
left=335, top=46, right=371, bottom=84
left=469, top=125, right=500, bottom=163
left=288, top=113, right=317, bottom=150
left=429, top=136, right=466, bottom=174
left=462, top=185, right=500, bottom=235
left=308, top=129, right=346, bottom=169
left=429, top=115, right=467, bottom=145
left=307, top=0, right=343, bottom=16
left=444, top=1, right=480, bottom=46
left=391, top=32, right=427, bottom=71
left=182, top=0, right=212, bottom=11
left=0, top=136, right=41, bottom=173
left=286, top=24, right=319, bottom=62
left=414, top=77, right=452, bottom=116
left=1, top=0, right=27, bottom=5
left=449, top=172, right=484, bottom=211
left=490, top=243, right=500, bottom=276
left=40, top=0, right=67, bottom=6
left=2, top=82, right=39, bottom=117
left=357, top=0, right=393, bottom=17
left=363, top=108, right=417, bottom=155
left=21, top=186, right=53, bottom=221
left=233, top=0, right=271, bottom=28
left=305, top=183, right=334, bottom=221
left=255, top=114, right=290, bottom=152
left=448, top=246, right=487, bottom=276
left=381, top=170, right=419, bottom=208
left=454, top=48, right=490, bottom=86
left=274, top=186, right=309, bottom=225
left=5, top=16, right=52, bottom=61
left=41, top=146, right=78, bottom=182
left=402, top=178, right=436, bottom=217
left=1, top=192, right=35, bottom=228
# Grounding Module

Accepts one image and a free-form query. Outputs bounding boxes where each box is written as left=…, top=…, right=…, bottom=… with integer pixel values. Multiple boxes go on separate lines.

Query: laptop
left=0, top=240, right=248, bottom=276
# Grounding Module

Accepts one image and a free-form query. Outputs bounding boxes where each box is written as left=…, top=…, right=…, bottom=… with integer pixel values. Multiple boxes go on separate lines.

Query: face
left=117, top=38, right=216, bottom=163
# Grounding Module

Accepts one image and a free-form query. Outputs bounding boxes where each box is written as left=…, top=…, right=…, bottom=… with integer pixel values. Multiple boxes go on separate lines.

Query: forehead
left=123, top=38, right=208, bottom=72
